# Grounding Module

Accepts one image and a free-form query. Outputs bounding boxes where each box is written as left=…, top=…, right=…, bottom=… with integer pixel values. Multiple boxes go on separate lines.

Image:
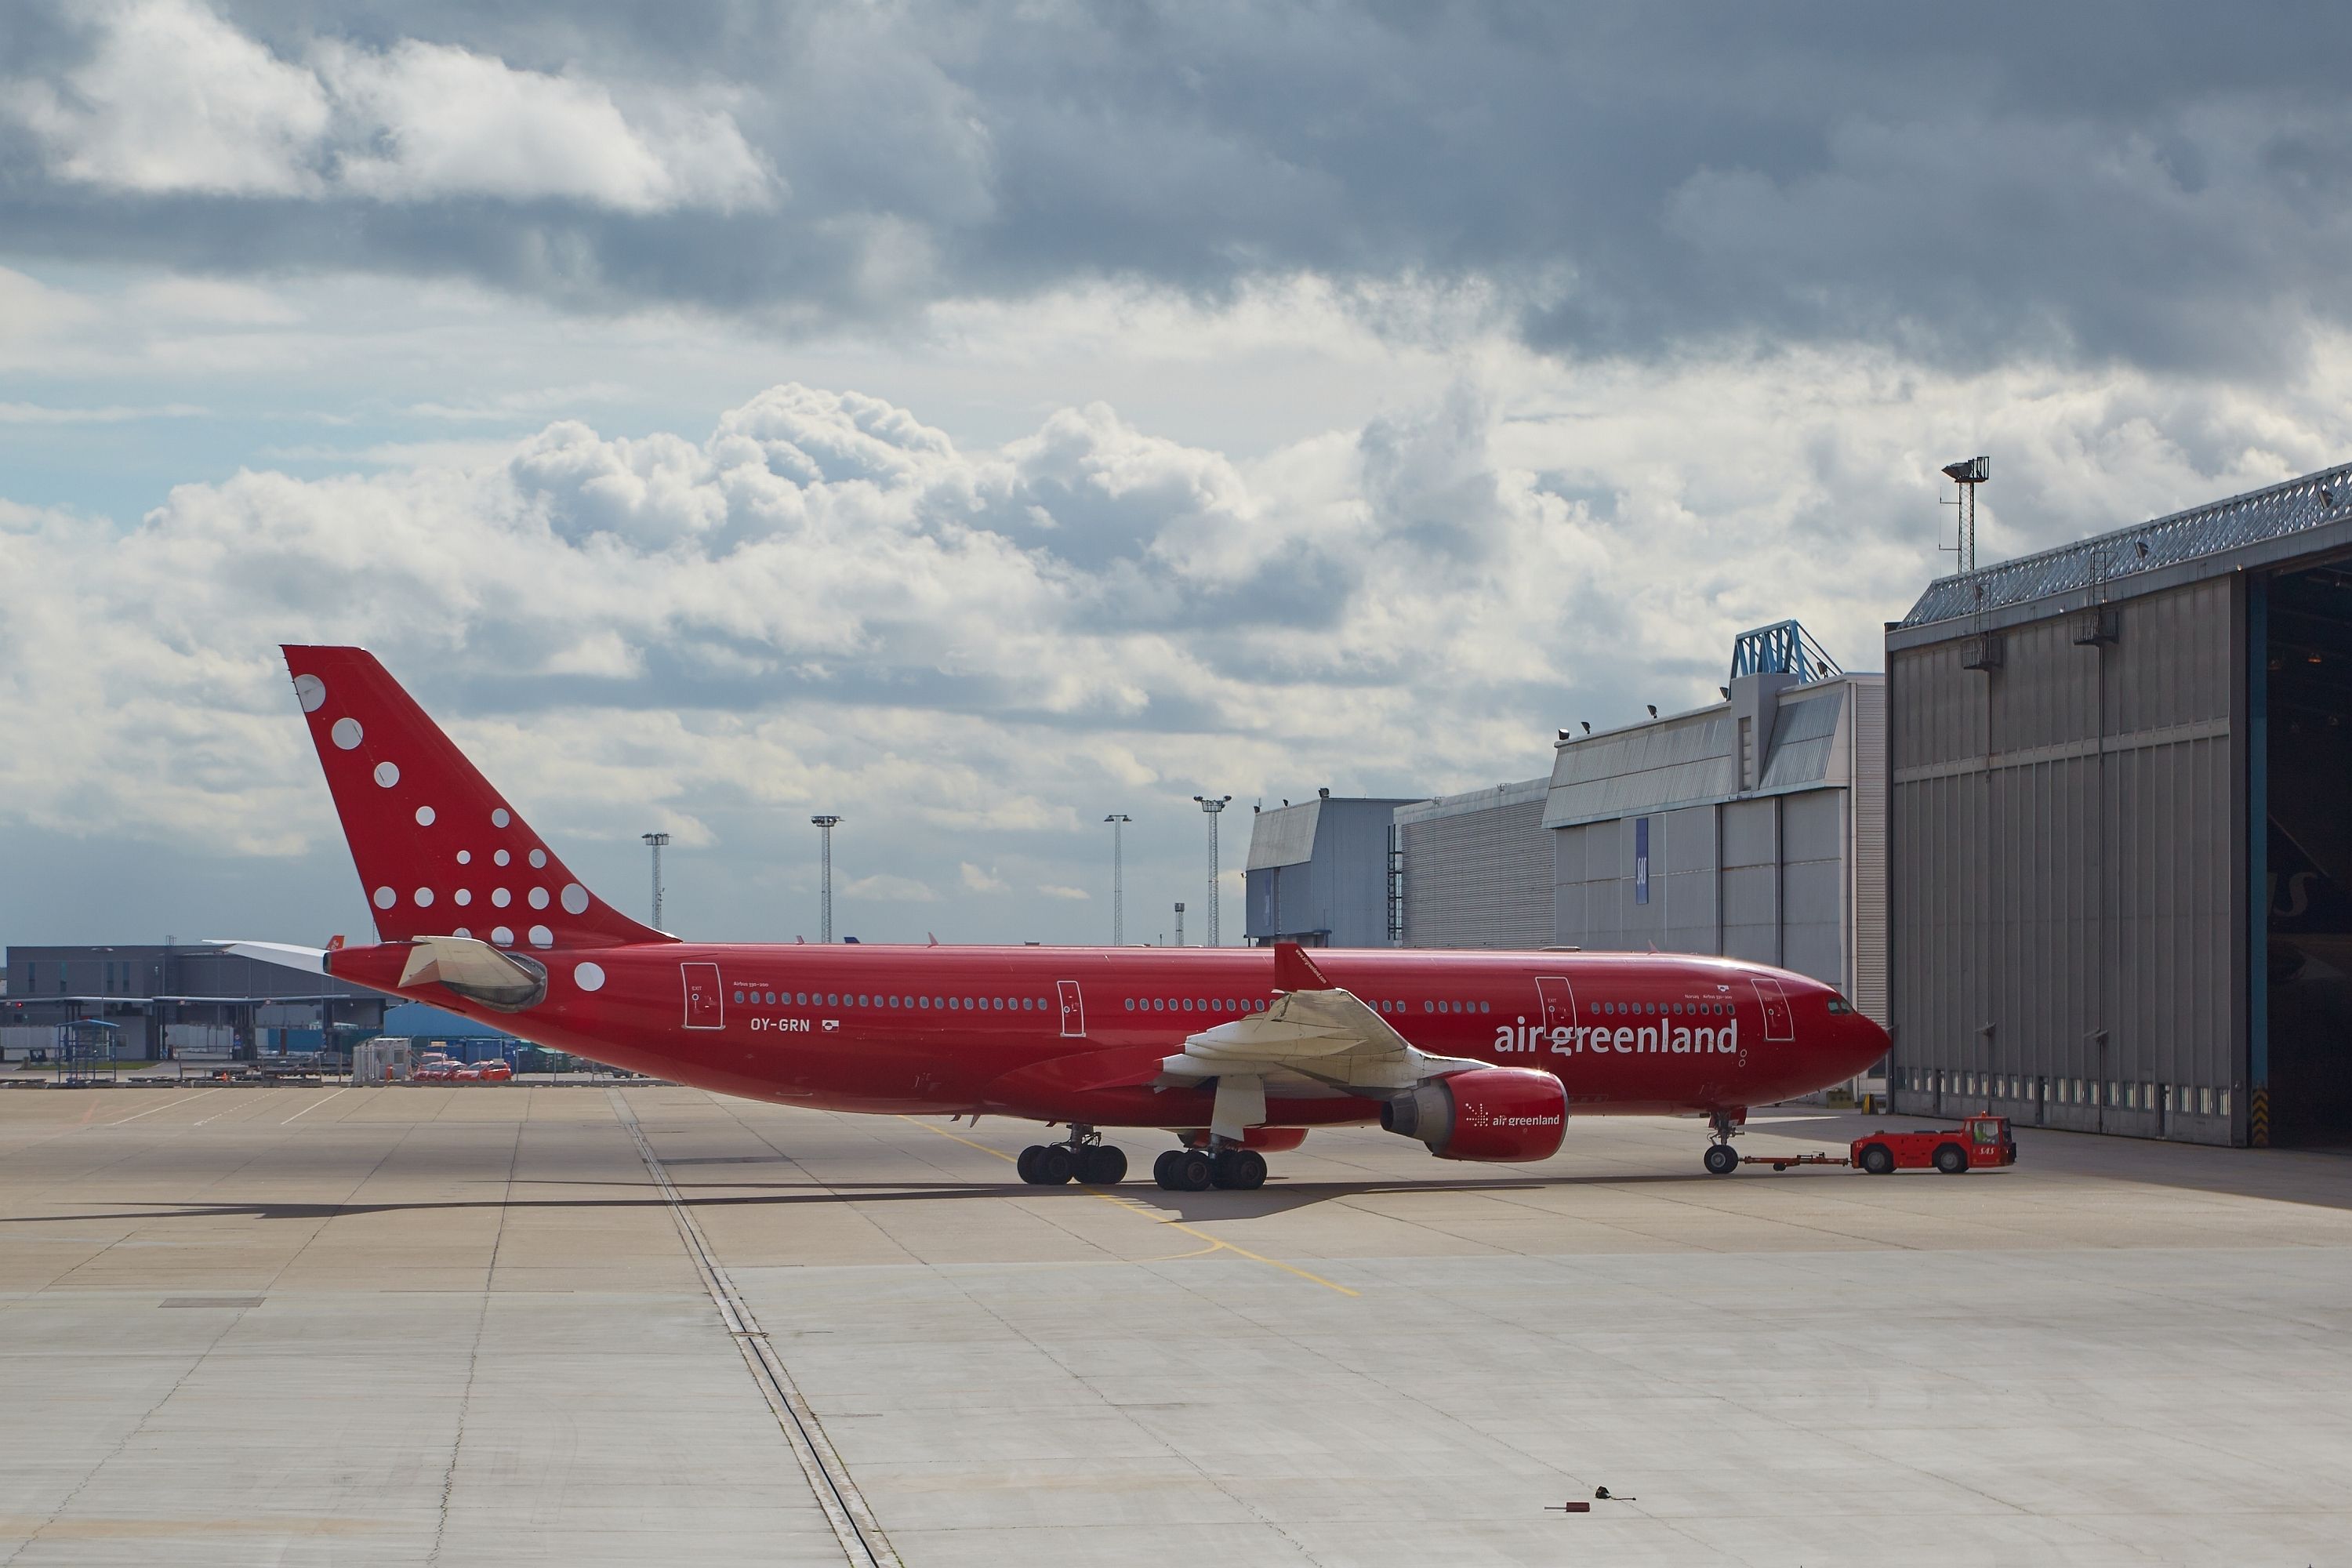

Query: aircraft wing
left=1160, top=943, right=1486, bottom=1097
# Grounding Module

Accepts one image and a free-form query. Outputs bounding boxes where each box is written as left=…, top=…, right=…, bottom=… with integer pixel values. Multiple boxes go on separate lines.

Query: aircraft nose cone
left=1849, top=1014, right=1892, bottom=1074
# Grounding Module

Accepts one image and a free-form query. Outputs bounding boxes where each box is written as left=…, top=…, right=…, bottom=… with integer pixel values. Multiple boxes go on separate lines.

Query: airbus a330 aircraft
left=231, top=646, right=1889, bottom=1191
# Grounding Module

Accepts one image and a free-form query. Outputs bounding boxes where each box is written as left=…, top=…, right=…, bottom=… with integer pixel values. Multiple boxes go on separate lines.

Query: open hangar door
left=2256, top=563, right=2352, bottom=1145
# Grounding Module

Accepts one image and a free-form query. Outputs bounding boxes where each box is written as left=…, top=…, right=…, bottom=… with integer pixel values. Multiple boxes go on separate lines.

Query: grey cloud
left=6, top=2, right=2352, bottom=372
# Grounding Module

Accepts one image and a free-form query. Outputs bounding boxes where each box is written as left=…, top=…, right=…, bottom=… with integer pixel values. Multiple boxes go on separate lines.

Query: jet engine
left=1379, top=1067, right=1566, bottom=1162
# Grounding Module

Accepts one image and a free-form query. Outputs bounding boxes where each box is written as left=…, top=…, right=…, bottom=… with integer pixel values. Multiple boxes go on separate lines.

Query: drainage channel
left=609, top=1089, right=900, bottom=1568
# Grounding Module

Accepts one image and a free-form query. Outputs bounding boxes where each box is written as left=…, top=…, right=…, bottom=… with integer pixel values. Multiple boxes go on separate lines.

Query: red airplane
left=230, top=646, right=1889, bottom=1190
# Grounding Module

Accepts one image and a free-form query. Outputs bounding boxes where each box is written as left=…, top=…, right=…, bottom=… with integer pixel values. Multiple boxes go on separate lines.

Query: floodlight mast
left=640, top=833, right=670, bottom=928
left=810, top=816, right=841, bottom=942
left=1174, top=902, right=1185, bottom=948
left=1103, top=814, right=1131, bottom=945
left=1940, top=455, right=1991, bottom=573
left=1192, top=795, right=1232, bottom=946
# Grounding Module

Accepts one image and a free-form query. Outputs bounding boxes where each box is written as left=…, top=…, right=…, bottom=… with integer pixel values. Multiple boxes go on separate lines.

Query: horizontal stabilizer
left=213, top=941, right=328, bottom=975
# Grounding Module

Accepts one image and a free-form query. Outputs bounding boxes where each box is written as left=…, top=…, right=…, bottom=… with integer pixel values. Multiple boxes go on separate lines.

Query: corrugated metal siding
left=1399, top=798, right=1552, bottom=949
left=1887, top=575, right=2239, bottom=1144
left=1850, top=679, right=1889, bottom=1024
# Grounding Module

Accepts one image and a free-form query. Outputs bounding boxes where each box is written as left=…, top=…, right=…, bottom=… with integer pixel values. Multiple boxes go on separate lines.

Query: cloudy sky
left=7, top=0, right=2352, bottom=952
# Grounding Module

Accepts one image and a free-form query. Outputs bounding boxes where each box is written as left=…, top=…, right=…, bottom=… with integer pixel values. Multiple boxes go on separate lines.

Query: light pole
left=1192, top=794, right=1232, bottom=946
left=640, top=833, right=670, bottom=928
left=1103, top=814, right=1131, bottom=946
left=1174, top=902, right=1185, bottom=948
left=810, top=815, right=840, bottom=942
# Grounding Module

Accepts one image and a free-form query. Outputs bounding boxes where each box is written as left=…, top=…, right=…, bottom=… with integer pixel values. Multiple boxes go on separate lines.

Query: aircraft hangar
left=1886, top=460, right=2352, bottom=1148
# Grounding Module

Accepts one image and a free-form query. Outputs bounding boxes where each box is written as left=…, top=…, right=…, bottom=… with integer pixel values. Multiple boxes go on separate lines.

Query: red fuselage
left=329, top=941, right=1889, bottom=1131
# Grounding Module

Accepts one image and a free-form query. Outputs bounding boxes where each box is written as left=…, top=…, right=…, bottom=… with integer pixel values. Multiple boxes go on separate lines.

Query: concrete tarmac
left=1, top=1085, right=2347, bottom=1566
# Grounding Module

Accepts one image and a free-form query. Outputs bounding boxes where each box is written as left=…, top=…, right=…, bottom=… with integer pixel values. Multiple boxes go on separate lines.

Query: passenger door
left=1751, top=977, right=1794, bottom=1042
left=681, top=963, right=724, bottom=1029
left=1056, top=980, right=1085, bottom=1038
left=1534, top=975, right=1578, bottom=1054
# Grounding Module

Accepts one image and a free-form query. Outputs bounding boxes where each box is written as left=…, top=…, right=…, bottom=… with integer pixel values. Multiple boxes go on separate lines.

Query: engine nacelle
left=1380, top=1067, right=1566, bottom=1162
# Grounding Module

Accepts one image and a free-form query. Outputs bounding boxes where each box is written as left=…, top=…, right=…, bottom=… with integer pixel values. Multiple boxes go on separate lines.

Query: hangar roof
left=1540, top=676, right=1875, bottom=829
left=1899, top=459, right=2352, bottom=631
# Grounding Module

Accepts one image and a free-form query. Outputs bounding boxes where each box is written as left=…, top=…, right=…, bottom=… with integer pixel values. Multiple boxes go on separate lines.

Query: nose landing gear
left=1016, top=1125, right=1127, bottom=1185
left=1152, top=1144, right=1268, bottom=1192
left=1700, top=1107, right=1747, bottom=1176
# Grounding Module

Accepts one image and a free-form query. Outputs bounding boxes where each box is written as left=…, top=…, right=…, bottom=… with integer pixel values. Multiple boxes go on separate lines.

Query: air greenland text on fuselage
left=1494, top=1016, right=1740, bottom=1055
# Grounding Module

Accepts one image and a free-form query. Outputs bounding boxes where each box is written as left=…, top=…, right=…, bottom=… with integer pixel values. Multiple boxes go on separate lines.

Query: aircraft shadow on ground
left=1, top=1170, right=1728, bottom=1226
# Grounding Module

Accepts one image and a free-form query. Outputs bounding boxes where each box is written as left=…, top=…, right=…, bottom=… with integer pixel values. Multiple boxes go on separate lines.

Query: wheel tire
left=1859, top=1143, right=1895, bottom=1176
left=1226, top=1149, right=1268, bottom=1190
left=1174, top=1149, right=1215, bottom=1192
left=1703, top=1143, right=1740, bottom=1176
left=1036, top=1145, right=1076, bottom=1184
left=1152, top=1149, right=1185, bottom=1189
left=1080, top=1145, right=1127, bottom=1185
left=1016, top=1145, right=1044, bottom=1184
left=1933, top=1143, right=1969, bottom=1175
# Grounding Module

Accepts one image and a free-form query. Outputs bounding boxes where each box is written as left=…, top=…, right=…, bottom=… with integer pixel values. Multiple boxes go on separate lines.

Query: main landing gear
left=1018, top=1125, right=1127, bottom=1186
left=1700, top=1108, right=1746, bottom=1177
left=1152, top=1144, right=1267, bottom=1192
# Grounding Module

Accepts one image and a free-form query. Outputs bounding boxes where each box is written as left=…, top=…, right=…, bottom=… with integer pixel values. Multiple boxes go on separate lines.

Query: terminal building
left=1886, top=459, right=2352, bottom=1148
left=2, top=944, right=389, bottom=1062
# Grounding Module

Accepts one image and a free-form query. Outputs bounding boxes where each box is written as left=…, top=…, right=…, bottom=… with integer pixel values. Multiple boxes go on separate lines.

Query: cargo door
left=1751, top=977, right=1794, bottom=1042
left=681, top=963, right=724, bottom=1029
left=1056, top=980, right=1085, bottom=1038
left=1534, top=976, right=1578, bottom=1054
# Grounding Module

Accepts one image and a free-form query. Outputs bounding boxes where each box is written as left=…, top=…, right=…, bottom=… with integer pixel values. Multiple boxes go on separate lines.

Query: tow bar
left=1739, top=1152, right=1853, bottom=1171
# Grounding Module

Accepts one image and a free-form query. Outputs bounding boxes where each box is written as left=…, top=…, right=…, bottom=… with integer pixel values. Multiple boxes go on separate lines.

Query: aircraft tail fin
left=281, top=645, right=673, bottom=952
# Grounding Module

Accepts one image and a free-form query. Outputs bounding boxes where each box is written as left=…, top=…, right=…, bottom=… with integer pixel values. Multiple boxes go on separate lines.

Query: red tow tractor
left=1735, top=1113, right=2017, bottom=1175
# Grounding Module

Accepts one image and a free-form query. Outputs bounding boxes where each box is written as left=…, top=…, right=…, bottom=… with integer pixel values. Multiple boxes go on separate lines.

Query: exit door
left=1751, top=978, right=1794, bottom=1041
left=1056, top=980, right=1085, bottom=1038
left=682, top=963, right=724, bottom=1029
left=1534, top=976, right=1579, bottom=1038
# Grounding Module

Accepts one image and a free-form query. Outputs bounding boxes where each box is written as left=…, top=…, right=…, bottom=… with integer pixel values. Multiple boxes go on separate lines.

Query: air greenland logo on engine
left=1494, top=1015, right=1740, bottom=1056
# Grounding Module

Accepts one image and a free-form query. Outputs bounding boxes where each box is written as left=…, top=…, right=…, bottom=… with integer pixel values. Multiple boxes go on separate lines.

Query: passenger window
left=1125, top=998, right=1135, bottom=1011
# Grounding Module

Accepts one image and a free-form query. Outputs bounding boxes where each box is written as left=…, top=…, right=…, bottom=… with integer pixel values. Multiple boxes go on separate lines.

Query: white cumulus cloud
left=3, top=0, right=772, bottom=212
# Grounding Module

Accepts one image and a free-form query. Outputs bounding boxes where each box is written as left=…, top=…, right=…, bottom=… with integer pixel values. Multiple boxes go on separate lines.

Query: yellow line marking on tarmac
left=899, top=1117, right=1359, bottom=1297
left=107, top=1088, right=224, bottom=1125
left=281, top=1087, right=350, bottom=1125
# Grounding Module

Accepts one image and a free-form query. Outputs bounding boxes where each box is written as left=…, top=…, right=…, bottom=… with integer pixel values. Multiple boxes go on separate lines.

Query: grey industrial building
left=1243, top=792, right=1421, bottom=947
left=1886, top=460, right=2352, bottom=1148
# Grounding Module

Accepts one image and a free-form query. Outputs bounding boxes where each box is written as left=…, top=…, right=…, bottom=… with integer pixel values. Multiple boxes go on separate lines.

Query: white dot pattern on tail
left=574, top=962, right=605, bottom=992
left=332, top=718, right=363, bottom=750
left=294, top=674, right=325, bottom=713
left=373, top=761, right=399, bottom=788
left=561, top=884, right=589, bottom=914
left=372, top=886, right=394, bottom=909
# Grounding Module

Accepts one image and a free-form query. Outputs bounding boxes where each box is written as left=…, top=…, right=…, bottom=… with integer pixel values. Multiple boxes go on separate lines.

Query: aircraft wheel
left=1858, top=1143, right=1896, bottom=1175
left=1036, top=1145, right=1075, bottom=1184
left=1152, top=1149, right=1185, bottom=1189
left=1171, top=1149, right=1216, bottom=1192
left=1079, top=1145, right=1127, bottom=1185
left=1016, top=1145, right=1044, bottom=1184
left=1702, top=1143, right=1740, bottom=1176
left=1213, top=1149, right=1267, bottom=1190
left=1933, top=1143, right=1969, bottom=1175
